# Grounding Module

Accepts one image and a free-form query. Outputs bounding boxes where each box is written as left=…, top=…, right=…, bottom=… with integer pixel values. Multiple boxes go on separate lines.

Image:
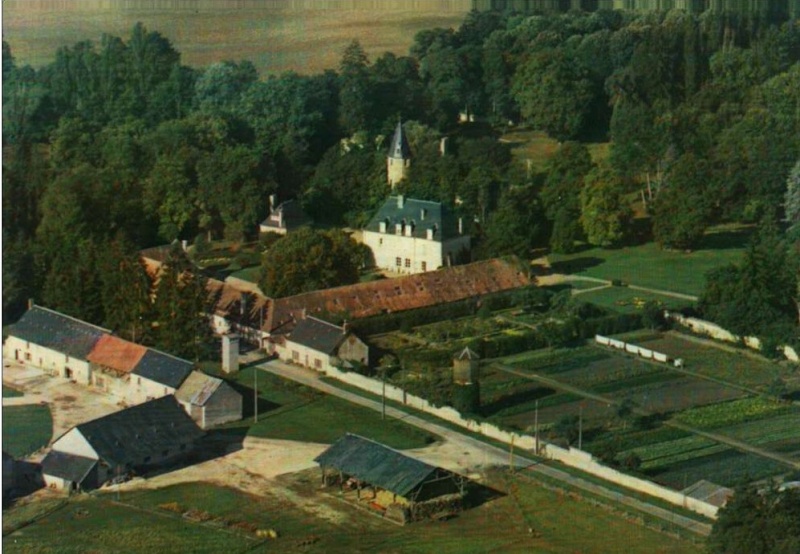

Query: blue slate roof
left=9, top=306, right=108, bottom=360
left=314, top=434, right=439, bottom=497
left=287, top=317, right=346, bottom=355
left=74, top=396, right=204, bottom=467
left=133, top=350, right=193, bottom=390
left=388, top=121, right=411, bottom=159
left=41, top=451, right=97, bottom=484
left=365, top=196, right=461, bottom=242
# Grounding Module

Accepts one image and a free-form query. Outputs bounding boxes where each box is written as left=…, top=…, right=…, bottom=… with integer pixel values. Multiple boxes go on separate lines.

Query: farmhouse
left=41, top=396, right=204, bottom=492
left=278, top=315, right=369, bottom=372
left=315, top=434, right=466, bottom=523
left=362, top=195, right=470, bottom=275
left=258, top=195, right=311, bottom=235
left=175, top=370, right=243, bottom=429
left=4, top=305, right=108, bottom=385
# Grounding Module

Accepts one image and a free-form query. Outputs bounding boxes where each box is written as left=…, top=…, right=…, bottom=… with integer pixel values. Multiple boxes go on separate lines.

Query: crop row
left=673, top=396, right=793, bottom=429
left=630, top=435, right=723, bottom=465
left=718, top=414, right=800, bottom=445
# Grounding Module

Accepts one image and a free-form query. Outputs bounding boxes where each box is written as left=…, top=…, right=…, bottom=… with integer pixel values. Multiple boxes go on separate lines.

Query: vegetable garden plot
left=650, top=450, right=788, bottom=489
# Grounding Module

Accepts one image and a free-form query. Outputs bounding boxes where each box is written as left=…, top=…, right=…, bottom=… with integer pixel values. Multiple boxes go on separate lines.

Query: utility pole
left=578, top=405, right=583, bottom=450
left=254, top=369, right=258, bottom=423
left=381, top=367, right=386, bottom=421
left=534, top=399, right=539, bottom=456
left=509, top=435, right=515, bottom=473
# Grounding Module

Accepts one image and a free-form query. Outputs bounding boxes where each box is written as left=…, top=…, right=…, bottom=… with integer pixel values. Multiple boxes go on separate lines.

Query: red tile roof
left=266, top=258, right=529, bottom=334
left=86, top=335, right=148, bottom=374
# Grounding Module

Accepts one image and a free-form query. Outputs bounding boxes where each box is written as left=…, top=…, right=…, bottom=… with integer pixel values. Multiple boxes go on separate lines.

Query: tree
left=98, top=235, right=152, bottom=342
left=552, top=414, right=580, bottom=445
left=259, top=228, right=364, bottom=298
left=338, top=40, right=373, bottom=134
left=541, top=142, right=594, bottom=219
left=652, top=153, right=713, bottom=250
left=579, top=164, right=632, bottom=247
left=479, top=185, right=546, bottom=259
left=151, top=244, right=212, bottom=361
left=708, top=486, right=800, bottom=554
left=512, top=48, right=596, bottom=141
left=786, top=160, right=800, bottom=241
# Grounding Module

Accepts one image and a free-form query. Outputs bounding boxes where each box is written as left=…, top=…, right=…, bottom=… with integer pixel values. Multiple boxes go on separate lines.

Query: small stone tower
left=222, top=333, right=240, bottom=374
left=453, top=347, right=480, bottom=385
left=387, top=121, right=411, bottom=188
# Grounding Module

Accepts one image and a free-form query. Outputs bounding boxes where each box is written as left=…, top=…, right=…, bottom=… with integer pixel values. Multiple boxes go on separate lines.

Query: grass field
left=3, top=385, right=23, bottom=397
left=5, top=472, right=702, bottom=553
left=209, top=366, right=434, bottom=449
left=549, top=225, right=751, bottom=296
left=3, top=1, right=470, bottom=76
left=501, top=130, right=611, bottom=172
left=573, top=286, right=694, bottom=313
left=2, top=404, right=53, bottom=458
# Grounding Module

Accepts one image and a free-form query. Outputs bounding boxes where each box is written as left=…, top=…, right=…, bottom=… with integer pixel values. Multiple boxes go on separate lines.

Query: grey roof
left=365, top=196, right=461, bottom=242
left=287, top=316, right=346, bottom=355
left=388, top=121, right=411, bottom=159
left=314, top=434, right=438, bottom=497
left=9, top=306, right=108, bottom=360
left=74, top=396, right=204, bottom=467
left=132, top=349, right=193, bottom=389
left=175, top=371, right=223, bottom=407
left=41, top=451, right=97, bottom=484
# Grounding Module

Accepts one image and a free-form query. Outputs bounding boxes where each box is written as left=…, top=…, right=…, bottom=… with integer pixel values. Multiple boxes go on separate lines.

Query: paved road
left=257, top=359, right=713, bottom=537
left=494, top=363, right=800, bottom=471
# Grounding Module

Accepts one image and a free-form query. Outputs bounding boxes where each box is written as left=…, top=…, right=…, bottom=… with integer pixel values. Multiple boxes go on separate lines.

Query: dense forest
left=2, top=9, right=799, bottom=349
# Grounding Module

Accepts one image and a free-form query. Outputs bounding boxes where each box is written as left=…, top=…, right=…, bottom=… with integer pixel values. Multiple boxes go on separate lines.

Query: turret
left=387, top=121, right=411, bottom=188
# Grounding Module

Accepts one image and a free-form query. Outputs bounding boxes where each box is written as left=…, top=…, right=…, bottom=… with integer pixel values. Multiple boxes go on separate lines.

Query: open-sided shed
left=314, top=434, right=465, bottom=522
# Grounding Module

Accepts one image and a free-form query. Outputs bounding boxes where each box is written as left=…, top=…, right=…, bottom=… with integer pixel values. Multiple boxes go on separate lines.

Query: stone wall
left=320, top=364, right=720, bottom=519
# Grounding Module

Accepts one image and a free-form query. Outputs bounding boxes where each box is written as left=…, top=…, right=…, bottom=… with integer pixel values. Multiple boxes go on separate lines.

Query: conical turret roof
left=388, top=121, right=411, bottom=160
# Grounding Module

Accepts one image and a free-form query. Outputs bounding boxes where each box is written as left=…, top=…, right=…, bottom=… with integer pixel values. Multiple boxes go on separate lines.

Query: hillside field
left=3, top=0, right=470, bottom=76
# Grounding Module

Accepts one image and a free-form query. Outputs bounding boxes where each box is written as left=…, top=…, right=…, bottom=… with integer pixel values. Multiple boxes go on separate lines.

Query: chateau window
left=405, top=258, right=411, bottom=268
left=395, top=257, right=402, bottom=267
left=314, top=359, right=322, bottom=369
left=292, top=351, right=299, bottom=361
left=421, top=261, right=427, bottom=271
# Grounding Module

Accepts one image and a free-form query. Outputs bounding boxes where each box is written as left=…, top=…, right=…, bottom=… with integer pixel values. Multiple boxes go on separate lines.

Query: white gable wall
left=52, top=428, right=99, bottom=460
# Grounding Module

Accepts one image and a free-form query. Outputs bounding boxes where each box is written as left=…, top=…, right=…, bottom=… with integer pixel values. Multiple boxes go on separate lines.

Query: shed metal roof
left=132, top=350, right=193, bottom=389
left=286, top=316, right=346, bottom=355
left=9, top=306, right=108, bottom=360
left=73, top=396, right=204, bottom=467
left=175, top=371, right=222, bottom=407
left=41, top=451, right=97, bottom=484
left=314, top=434, right=438, bottom=497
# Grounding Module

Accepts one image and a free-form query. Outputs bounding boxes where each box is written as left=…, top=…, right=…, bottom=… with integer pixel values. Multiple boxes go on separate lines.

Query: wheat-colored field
left=2, top=0, right=471, bottom=76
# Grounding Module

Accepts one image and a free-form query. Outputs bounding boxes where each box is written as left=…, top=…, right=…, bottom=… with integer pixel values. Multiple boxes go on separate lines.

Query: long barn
left=315, top=434, right=466, bottom=523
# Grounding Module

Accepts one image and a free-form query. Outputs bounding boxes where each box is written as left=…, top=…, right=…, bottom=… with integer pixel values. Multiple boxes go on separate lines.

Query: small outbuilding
left=281, top=316, right=368, bottom=372
left=175, top=371, right=242, bottom=429
left=315, top=434, right=466, bottom=523
left=42, top=396, right=204, bottom=492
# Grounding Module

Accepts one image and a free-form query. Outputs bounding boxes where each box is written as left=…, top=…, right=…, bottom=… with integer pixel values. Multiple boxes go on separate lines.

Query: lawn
left=4, top=496, right=256, bottom=554
left=2, top=404, right=53, bottom=458
left=3, top=2, right=468, bottom=76
left=549, top=225, right=751, bottom=296
left=5, top=474, right=702, bottom=554
left=3, top=385, right=23, bottom=397
left=502, top=130, right=610, bottom=172
left=214, top=366, right=434, bottom=449
left=574, top=286, right=694, bottom=313
left=227, top=265, right=262, bottom=284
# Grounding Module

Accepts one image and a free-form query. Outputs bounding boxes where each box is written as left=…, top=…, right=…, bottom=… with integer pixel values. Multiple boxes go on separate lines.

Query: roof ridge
left=344, top=433, right=434, bottom=468
left=30, top=305, right=111, bottom=333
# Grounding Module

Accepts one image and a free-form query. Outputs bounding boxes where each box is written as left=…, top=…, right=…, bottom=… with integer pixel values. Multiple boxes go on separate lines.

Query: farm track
left=492, top=364, right=800, bottom=471
left=258, top=359, right=713, bottom=537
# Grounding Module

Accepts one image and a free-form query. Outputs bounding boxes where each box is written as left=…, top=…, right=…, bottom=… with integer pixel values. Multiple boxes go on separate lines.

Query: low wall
left=321, top=364, right=719, bottom=519
left=595, top=335, right=674, bottom=366
left=666, top=312, right=798, bottom=363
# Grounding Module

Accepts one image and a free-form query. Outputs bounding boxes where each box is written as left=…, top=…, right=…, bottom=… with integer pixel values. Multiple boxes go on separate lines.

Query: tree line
left=3, top=10, right=798, bottom=349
